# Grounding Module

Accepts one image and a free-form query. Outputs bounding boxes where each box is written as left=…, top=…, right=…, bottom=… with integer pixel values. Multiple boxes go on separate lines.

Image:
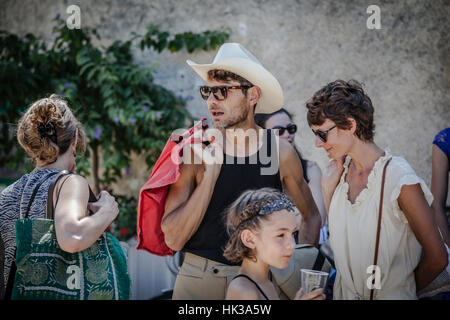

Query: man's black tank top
left=183, top=129, right=283, bottom=265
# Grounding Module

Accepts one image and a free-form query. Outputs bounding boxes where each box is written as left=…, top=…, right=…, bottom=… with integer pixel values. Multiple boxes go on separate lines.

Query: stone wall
left=1, top=0, right=449, bottom=197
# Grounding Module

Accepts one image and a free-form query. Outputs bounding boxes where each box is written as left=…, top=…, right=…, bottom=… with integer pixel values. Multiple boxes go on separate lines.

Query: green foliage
left=107, top=194, right=138, bottom=242
left=135, top=24, right=231, bottom=53
left=0, top=17, right=230, bottom=191
left=0, top=17, right=230, bottom=239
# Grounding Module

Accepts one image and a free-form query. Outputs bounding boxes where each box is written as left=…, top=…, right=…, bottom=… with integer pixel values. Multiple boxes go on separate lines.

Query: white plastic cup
left=300, top=269, right=329, bottom=294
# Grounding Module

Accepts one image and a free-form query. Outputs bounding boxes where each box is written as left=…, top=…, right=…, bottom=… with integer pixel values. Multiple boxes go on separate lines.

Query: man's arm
left=161, top=149, right=222, bottom=251
left=321, top=156, right=345, bottom=216
left=279, top=139, right=322, bottom=246
left=306, top=162, right=327, bottom=227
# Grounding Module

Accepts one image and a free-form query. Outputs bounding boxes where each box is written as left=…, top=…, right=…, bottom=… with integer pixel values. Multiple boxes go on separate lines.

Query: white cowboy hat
left=186, top=43, right=284, bottom=114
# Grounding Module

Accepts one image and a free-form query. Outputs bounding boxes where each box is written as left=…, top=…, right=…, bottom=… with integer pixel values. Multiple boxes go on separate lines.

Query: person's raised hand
left=87, top=190, right=119, bottom=220
left=321, top=156, right=345, bottom=195
left=294, top=288, right=326, bottom=300
left=191, top=127, right=223, bottom=180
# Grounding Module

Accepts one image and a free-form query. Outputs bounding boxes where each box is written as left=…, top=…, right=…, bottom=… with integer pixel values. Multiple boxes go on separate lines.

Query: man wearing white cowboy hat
left=161, top=43, right=322, bottom=299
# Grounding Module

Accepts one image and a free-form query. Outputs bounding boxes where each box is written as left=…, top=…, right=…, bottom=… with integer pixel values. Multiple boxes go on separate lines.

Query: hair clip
left=38, top=122, right=57, bottom=144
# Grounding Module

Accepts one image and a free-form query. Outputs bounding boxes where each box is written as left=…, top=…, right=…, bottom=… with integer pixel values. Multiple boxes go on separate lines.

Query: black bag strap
left=312, top=250, right=326, bottom=271
left=46, top=170, right=97, bottom=219
left=46, top=170, right=71, bottom=219
left=318, top=243, right=335, bottom=269
left=296, top=243, right=328, bottom=271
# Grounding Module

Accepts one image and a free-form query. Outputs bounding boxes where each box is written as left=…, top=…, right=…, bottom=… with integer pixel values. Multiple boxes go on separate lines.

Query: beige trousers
left=172, top=252, right=288, bottom=300
left=172, top=253, right=240, bottom=300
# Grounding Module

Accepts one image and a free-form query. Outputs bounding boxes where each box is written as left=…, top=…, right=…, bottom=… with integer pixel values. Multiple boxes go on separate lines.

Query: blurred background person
left=431, top=128, right=450, bottom=247
left=255, top=109, right=328, bottom=244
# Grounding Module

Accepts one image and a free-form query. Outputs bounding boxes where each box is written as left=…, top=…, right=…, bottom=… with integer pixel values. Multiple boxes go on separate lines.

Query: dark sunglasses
left=312, top=125, right=336, bottom=143
left=273, top=124, right=297, bottom=135
left=199, top=85, right=252, bottom=101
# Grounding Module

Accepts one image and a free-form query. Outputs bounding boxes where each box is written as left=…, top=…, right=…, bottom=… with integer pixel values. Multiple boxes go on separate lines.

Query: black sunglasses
left=199, top=85, right=252, bottom=101
left=312, top=125, right=336, bottom=143
left=273, top=124, right=297, bottom=136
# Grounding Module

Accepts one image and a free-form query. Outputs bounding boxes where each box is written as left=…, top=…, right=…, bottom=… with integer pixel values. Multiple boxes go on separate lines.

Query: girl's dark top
left=183, top=130, right=283, bottom=265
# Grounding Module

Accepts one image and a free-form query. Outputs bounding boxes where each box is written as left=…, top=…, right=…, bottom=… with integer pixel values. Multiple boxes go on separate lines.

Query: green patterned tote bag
left=11, top=170, right=131, bottom=300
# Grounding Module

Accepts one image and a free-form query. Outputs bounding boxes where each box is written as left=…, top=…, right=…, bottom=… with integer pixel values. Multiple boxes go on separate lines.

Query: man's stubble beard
left=213, top=101, right=249, bottom=130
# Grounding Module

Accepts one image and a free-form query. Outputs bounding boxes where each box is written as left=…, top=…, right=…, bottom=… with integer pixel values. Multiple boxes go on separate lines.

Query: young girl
left=224, top=188, right=325, bottom=300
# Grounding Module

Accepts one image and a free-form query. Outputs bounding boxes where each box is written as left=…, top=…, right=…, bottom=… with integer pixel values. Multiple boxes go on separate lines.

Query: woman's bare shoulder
left=53, top=173, right=90, bottom=203
left=56, top=173, right=89, bottom=191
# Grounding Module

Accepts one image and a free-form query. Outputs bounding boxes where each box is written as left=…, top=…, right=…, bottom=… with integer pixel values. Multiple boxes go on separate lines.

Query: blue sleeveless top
left=433, top=128, right=450, bottom=166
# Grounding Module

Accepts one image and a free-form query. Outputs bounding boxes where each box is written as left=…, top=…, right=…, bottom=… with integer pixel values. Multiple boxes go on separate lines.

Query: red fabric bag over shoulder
left=136, top=119, right=208, bottom=256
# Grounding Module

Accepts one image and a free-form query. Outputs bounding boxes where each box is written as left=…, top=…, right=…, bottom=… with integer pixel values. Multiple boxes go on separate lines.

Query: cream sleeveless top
left=328, top=150, right=433, bottom=300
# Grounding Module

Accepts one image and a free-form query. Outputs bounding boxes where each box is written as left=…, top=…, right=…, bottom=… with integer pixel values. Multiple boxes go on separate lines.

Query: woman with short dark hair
left=306, top=79, right=448, bottom=299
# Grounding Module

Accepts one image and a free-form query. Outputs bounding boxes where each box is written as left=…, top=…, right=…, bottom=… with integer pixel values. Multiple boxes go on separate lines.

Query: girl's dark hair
left=254, top=108, right=309, bottom=182
left=223, top=188, right=288, bottom=264
left=17, top=94, right=87, bottom=164
left=305, top=79, right=375, bottom=142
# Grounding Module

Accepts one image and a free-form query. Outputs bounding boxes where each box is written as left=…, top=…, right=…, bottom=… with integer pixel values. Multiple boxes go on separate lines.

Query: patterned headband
left=238, top=193, right=297, bottom=227
left=259, top=193, right=296, bottom=215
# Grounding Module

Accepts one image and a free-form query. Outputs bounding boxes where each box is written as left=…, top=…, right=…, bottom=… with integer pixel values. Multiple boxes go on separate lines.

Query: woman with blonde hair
left=0, top=94, right=127, bottom=299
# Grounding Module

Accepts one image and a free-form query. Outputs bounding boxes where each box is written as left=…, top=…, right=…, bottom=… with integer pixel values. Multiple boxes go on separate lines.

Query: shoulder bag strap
left=313, top=250, right=326, bottom=271
left=46, top=170, right=72, bottom=219
left=6, top=171, right=58, bottom=300
left=369, top=157, right=392, bottom=300
left=20, top=171, right=59, bottom=219
left=46, top=170, right=97, bottom=220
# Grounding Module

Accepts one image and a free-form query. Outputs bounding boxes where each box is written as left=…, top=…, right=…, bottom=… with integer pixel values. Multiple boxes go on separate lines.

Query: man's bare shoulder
left=277, top=139, right=301, bottom=170
left=181, top=161, right=205, bottom=182
left=278, top=138, right=296, bottom=159
left=181, top=146, right=206, bottom=169
left=176, top=146, right=204, bottom=178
